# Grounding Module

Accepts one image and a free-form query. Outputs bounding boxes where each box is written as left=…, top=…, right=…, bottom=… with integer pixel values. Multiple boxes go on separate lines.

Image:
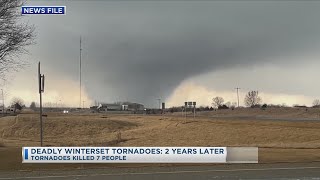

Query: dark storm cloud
left=25, top=1, right=320, bottom=107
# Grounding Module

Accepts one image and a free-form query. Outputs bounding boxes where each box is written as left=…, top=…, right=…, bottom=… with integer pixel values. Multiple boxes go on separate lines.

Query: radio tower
left=235, top=87, right=240, bottom=107
left=79, top=36, right=82, bottom=108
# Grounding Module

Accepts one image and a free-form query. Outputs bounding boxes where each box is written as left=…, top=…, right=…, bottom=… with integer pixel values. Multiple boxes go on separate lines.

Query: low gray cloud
left=23, top=1, right=320, bottom=107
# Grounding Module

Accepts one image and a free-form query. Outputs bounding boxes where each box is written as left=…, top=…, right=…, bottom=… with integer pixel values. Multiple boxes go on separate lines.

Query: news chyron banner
left=22, top=147, right=227, bottom=163
left=21, top=6, right=66, bottom=15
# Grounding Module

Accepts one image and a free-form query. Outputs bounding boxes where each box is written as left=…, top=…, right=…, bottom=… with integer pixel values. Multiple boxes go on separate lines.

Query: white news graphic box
left=22, top=147, right=227, bottom=163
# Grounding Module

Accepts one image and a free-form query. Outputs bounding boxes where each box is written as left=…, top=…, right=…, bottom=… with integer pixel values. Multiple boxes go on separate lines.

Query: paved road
left=1, top=162, right=320, bottom=180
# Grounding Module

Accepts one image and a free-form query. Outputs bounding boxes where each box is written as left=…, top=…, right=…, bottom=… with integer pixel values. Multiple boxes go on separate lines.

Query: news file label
left=21, top=6, right=66, bottom=15
left=22, top=147, right=227, bottom=163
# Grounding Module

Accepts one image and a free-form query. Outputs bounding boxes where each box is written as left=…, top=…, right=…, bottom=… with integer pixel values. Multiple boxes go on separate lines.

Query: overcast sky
left=3, top=1, right=320, bottom=108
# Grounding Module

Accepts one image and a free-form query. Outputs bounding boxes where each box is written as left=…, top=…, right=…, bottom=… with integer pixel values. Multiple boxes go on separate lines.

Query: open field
left=190, top=107, right=320, bottom=119
left=0, top=108, right=320, bottom=171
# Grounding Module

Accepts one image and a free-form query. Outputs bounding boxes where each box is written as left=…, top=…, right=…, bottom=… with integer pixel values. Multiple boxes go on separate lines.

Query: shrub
left=218, top=105, right=229, bottom=109
left=261, top=104, right=267, bottom=109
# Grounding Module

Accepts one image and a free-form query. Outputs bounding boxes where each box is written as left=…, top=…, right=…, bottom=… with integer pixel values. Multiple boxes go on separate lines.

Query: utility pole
left=1, top=89, right=4, bottom=116
left=38, top=62, right=45, bottom=147
left=181, top=106, right=184, bottom=117
left=79, top=36, right=82, bottom=109
left=193, top=105, right=195, bottom=119
left=184, top=102, right=188, bottom=123
left=235, top=87, right=240, bottom=107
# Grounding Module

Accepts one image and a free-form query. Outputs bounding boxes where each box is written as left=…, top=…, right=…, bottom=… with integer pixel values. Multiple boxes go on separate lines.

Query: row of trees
left=212, top=91, right=261, bottom=108
left=212, top=91, right=320, bottom=108
left=212, top=97, right=237, bottom=109
left=10, top=100, right=66, bottom=109
left=3, top=97, right=35, bottom=110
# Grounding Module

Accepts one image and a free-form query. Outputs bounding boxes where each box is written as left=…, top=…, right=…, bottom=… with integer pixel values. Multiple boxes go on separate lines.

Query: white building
left=97, top=102, right=144, bottom=111
left=98, top=103, right=122, bottom=111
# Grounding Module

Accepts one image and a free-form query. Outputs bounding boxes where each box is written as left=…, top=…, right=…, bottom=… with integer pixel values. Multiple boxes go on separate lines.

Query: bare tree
left=244, top=91, right=262, bottom=107
left=231, top=102, right=237, bottom=108
left=225, top=101, right=231, bottom=108
left=313, top=99, right=320, bottom=107
left=10, top=96, right=24, bottom=110
left=0, top=0, right=35, bottom=80
left=30, top=101, right=36, bottom=109
left=212, top=96, right=224, bottom=108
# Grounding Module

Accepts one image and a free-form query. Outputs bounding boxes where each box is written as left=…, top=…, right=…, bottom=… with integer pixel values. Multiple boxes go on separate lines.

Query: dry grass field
left=0, top=108, right=320, bottom=171
left=196, top=107, right=320, bottom=119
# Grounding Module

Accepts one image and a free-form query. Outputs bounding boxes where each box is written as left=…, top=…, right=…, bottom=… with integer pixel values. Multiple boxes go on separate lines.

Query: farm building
left=97, top=103, right=122, bottom=111
left=96, top=102, right=144, bottom=112
left=127, top=103, right=145, bottom=111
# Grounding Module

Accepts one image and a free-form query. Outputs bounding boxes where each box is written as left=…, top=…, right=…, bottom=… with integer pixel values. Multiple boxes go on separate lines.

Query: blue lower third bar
left=21, top=6, right=66, bottom=15
left=24, top=148, right=28, bottom=160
